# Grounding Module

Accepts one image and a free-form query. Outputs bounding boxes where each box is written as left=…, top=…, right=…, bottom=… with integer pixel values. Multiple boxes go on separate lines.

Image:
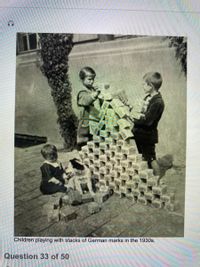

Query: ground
left=15, top=144, right=185, bottom=237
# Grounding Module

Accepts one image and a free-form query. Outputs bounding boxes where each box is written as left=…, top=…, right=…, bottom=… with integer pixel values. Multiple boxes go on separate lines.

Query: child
left=77, top=66, right=101, bottom=148
left=40, top=144, right=70, bottom=194
left=67, top=158, right=95, bottom=196
left=132, top=72, right=165, bottom=178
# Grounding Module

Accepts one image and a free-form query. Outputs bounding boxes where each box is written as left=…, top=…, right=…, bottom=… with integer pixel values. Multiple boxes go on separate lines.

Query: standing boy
left=132, top=72, right=164, bottom=178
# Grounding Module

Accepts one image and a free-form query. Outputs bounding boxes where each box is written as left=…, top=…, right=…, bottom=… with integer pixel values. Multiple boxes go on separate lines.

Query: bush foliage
left=39, top=33, right=78, bottom=150
left=167, top=37, right=187, bottom=76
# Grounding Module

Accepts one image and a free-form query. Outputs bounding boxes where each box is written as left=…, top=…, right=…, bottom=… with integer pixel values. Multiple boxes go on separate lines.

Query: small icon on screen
left=8, top=20, right=14, bottom=26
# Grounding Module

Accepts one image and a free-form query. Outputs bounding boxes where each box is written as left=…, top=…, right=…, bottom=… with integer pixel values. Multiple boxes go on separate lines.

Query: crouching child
left=67, top=158, right=95, bottom=196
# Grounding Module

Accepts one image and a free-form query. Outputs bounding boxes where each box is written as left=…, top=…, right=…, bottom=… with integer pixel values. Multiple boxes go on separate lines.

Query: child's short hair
left=143, top=72, right=163, bottom=91
left=70, top=158, right=84, bottom=170
left=41, top=144, right=58, bottom=161
left=79, top=66, right=96, bottom=80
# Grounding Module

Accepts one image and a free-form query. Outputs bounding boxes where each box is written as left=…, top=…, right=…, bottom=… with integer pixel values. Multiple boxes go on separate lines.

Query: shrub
left=39, top=33, right=78, bottom=150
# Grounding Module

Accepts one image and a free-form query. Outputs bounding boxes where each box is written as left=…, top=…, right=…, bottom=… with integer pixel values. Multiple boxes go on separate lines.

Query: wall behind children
left=15, top=35, right=186, bottom=163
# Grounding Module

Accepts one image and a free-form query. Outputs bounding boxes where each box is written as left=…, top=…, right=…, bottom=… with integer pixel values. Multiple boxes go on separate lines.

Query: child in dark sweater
left=40, top=144, right=69, bottom=194
left=131, top=72, right=165, bottom=177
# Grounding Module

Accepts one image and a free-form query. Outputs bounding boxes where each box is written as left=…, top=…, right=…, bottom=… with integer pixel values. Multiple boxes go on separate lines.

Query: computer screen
left=0, top=1, right=200, bottom=266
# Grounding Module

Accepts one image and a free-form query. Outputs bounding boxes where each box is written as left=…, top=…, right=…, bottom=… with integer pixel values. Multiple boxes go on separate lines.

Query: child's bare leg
left=66, top=177, right=75, bottom=190
left=151, top=160, right=160, bottom=175
left=87, top=179, right=95, bottom=195
left=75, top=180, right=84, bottom=194
left=84, top=167, right=95, bottom=195
left=151, top=160, right=164, bottom=184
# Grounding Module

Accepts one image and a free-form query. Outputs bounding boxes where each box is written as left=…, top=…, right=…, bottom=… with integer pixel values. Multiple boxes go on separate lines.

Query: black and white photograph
left=15, top=33, right=186, bottom=237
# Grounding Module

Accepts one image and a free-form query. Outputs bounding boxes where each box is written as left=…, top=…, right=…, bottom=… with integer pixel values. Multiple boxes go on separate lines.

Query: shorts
left=135, top=142, right=156, bottom=167
left=40, top=182, right=67, bottom=195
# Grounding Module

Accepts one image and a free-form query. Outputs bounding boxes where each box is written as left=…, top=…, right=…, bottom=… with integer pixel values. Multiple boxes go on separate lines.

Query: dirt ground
left=14, top=144, right=185, bottom=237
